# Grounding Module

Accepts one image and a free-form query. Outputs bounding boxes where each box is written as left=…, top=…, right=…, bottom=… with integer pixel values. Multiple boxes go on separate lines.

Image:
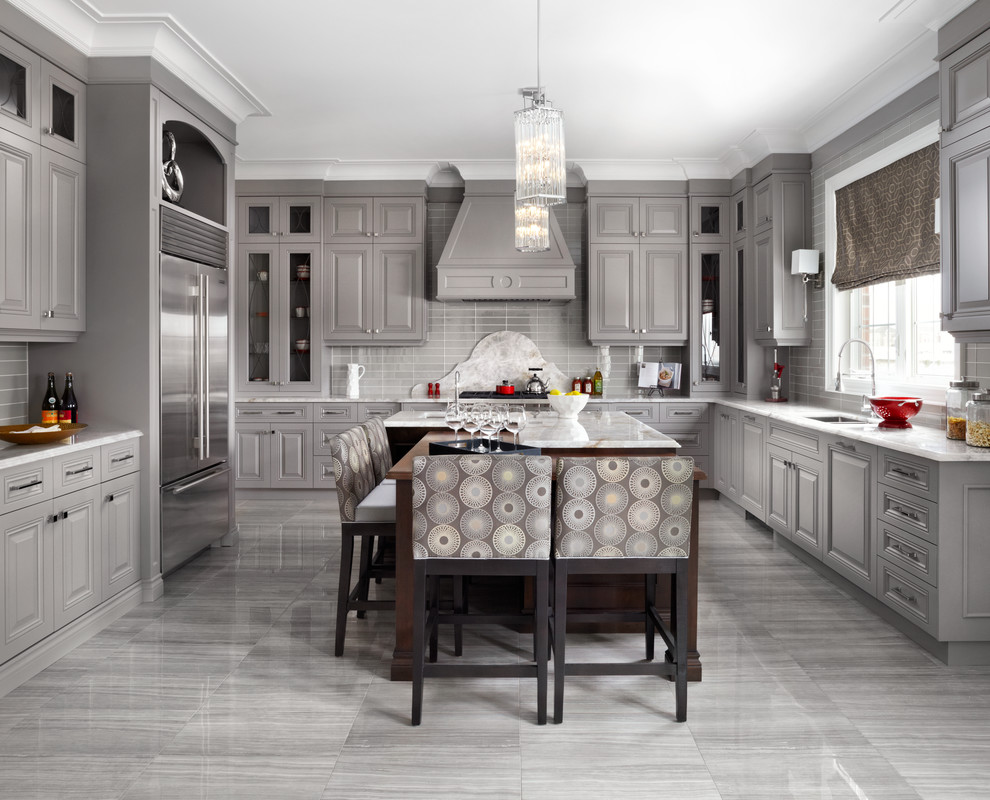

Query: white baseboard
left=0, top=583, right=144, bottom=698
left=142, top=574, right=163, bottom=602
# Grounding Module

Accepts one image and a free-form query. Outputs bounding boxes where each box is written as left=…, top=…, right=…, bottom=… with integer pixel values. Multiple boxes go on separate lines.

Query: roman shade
left=831, top=143, right=940, bottom=291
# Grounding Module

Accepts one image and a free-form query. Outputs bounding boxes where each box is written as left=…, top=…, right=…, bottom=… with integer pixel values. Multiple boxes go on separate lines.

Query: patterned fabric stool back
left=554, top=456, right=694, bottom=558
left=411, top=455, right=552, bottom=559
left=362, top=417, right=393, bottom=484
left=330, top=427, right=377, bottom=522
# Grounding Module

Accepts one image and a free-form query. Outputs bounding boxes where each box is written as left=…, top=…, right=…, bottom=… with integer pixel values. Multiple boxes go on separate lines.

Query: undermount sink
left=806, top=415, right=867, bottom=424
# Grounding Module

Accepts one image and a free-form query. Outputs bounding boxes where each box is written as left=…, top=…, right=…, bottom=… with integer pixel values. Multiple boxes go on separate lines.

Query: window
left=825, top=123, right=957, bottom=402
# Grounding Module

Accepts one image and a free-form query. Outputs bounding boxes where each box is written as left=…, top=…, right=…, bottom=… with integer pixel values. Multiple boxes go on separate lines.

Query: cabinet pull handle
left=111, top=454, right=134, bottom=464
left=65, top=466, right=93, bottom=477
left=48, top=513, right=59, bottom=524
left=835, top=441, right=855, bottom=450
left=323, top=433, right=332, bottom=445
left=890, top=505, right=921, bottom=522
left=743, top=415, right=756, bottom=422
left=892, top=543, right=920, bottom=562
left=322, top=409, right=346, bottom=416
left=322, top=464, right=333, bottom=478
left=670, top=410, right=693, bottom=416
left=891, top=585, right=917, bottom=604
left=61, top=510, right=69, bottom=520
left=10, top=479, right=43, bottom=492
left=240, top=410, right=263, bottom=415
left=890, top=466, right=920, bottom=481
left=105, top=493, right=115, bottom=502
left=275, top=411, right=297, bottom=415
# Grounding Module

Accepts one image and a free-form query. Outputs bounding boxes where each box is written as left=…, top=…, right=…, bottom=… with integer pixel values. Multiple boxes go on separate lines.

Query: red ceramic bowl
left=868, top=396, right=923, bottom=429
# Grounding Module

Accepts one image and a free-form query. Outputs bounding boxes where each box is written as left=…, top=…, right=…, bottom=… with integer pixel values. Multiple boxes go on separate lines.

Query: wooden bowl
left=0, top=423, right=88, bottom=445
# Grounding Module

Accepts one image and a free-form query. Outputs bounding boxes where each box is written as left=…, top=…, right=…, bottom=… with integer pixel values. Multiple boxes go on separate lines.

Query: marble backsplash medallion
left=410, top=331, right=571, bottom=397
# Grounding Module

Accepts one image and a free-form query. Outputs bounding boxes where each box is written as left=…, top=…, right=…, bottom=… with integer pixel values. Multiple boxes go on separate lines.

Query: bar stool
left=551, top=455, right=694, bottom=723
left=411, top=453, right=552, bottom=726
left=330, top=426, right=397, bottom=656
left=361, top=417, right=395, bottom=583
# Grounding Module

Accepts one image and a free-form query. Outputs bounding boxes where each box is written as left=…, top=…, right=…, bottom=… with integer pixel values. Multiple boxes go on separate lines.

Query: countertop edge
left=0, top=426, right=142, bottom=469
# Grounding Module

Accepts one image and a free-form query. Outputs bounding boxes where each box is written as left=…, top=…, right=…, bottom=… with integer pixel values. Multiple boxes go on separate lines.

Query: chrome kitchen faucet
left=835, top=338, right=877, bottom=416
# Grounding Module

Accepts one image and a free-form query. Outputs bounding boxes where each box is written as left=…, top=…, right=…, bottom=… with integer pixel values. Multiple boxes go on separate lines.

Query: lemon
left=549, top=389, right=562, bottom=395
left=566, top=390, right=582, bottom=396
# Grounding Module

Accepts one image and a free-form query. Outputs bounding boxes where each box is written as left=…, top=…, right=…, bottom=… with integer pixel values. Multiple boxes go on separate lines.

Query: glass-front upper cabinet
left=690, top=197, right=729, bottom=244
left=283, top=248, right=315, bottom=388
left=237, top=196, right=321, bottom=244
left=691, top=244, right=731, bottom=393
left=0, top=31, right=41, bottom=141
left=244, top=248, right=275, bottom=386
left=41, top=60, right=85, bottom=161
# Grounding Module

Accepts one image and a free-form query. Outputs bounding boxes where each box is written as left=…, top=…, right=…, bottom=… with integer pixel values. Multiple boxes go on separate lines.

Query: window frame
left=824, top=122, right=960, bottom=405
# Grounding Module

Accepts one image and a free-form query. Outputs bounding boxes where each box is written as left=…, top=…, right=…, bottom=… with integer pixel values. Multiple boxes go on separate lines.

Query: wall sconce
left=791, top=249, right=821, bottom=322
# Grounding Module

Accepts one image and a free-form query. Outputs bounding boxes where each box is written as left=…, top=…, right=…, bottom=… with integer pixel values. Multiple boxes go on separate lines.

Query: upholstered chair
left=361, top=416, right=394, bottom=486
left=410, top=453, right=553, bottom=726
left=552, top=455, right=694, bottom=723
left=330, top=426, right=397, bottom=656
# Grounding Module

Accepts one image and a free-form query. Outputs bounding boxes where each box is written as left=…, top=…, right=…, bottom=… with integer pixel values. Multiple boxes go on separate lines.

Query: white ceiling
left=8, top=0, right=976, bottom=182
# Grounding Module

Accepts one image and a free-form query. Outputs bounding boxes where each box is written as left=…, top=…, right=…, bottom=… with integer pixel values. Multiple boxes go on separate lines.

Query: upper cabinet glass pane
left=700, top=252, right=721, bottom=383
left=735, top=198, right=745, bottom=233
left=286, top=204, right=312, bottom=236
left=248, top=206, right=272, bottom=236
left=0, top=53, right=27, bottom=123
left=50, top=83, right=74, bottom=141
left=247, top=252, right=272, bottom=383
left=700, top=205, right=721, bottom=236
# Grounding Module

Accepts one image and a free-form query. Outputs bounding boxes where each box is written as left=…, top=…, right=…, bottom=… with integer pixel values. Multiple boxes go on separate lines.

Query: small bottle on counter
left=965, top=391, right=990, bottom=448
left=946, top=379, right=979, bottom=440
left=428, top=383, right=434, bottom=398
left=60, top=372, right=78, bottom=423
left=42, top=372, right=60, bottom=424
left=572, top=377, right=582, bottom=393
left=582, top=374, right=593, bottom=394
left=593, top=369, right=603, bottom=396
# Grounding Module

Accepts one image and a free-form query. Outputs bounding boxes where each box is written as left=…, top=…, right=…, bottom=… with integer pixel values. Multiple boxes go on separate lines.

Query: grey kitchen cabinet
left=237, top=242, right=321, bottom=393
left=101, top=471, right=141, bottom=600
left=234, top=403, right=314, bottom=489
left=39, top=148, right=85, bottom=333
left=0, top=127, right=39, bottom=333
left=713, top=406, right=739, bottom=500
left=587, top=244, right=689, bottom=345
left=738, top=412, right=767, bottom=520
left=689, top=196, right=729, bottom=244
left=322, top=242, right=425, bottom=344
left=0, top=31, right=42, bottom=142
left=939, top=26, right=990, bottom=146
left=939, top=129, right=990, bottom=340
left=731, top=241, right=748, bottom=395
left=764, top=420, right=823, bottom=557
left=313, top=403, right=359, bottom=490
left=588, top=196, right=687, bottom=244
left=52, top=484, right=101, bottom=629
left=823, top=436, right=877, bottom=594
left=732, top=187, right=749, bottom=242
left=39, top=59, right=86, bottom=163
left=690, top=243, right=732, bottom=393
left=324, top=196, right=424, bottom=243
left=237, top=196, right=321, bottom=244
left=752, top=173, right=811, bottom=347
left=0, top=502, right=53, bottom=663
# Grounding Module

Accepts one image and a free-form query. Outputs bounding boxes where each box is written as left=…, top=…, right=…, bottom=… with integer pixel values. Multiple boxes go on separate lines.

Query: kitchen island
left=384, top=411, right=707, bottom=681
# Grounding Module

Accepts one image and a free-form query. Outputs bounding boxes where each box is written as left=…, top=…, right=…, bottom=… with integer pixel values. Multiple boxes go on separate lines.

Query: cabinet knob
left=271, top=232, right=278, bottom=237
left=365, top=232, right=373, bottom=237
left=366, top=329, right=372, bottom=334
left=45, top=126, right=54, bottom=136
left=639, top=231, right=646, bottom=238
left=374, top=329, right=381, bottom=334
left=693, top=231, right=699, bottom=237
left=766, top=325, right=772, bottom=332
left=105, top=494, right=115, bottom=503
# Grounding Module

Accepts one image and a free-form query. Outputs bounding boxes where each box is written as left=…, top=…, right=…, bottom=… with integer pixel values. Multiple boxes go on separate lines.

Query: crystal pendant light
left=514, top=0, right=565, bottom=212
left=514, top=199, right=550, bottom=252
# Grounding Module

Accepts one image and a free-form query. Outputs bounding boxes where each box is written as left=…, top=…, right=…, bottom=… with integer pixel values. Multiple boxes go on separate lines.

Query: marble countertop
left=385, top=409, right=680, bottom=450
left=0, top=425, right=142, bottom=469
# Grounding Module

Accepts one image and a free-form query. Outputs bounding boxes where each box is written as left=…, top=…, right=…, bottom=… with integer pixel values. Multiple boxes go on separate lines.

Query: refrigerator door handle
left=170, top=465, right=231, bottom=496
left=197, top=273, right=206, bottom=462
left=202, top=273, right=211, bottom=461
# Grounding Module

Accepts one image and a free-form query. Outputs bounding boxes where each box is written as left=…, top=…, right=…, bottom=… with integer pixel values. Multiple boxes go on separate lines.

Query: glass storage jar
left=946, top=379, right=980, bottom=439
left=965, top=391, right=990, bottom=448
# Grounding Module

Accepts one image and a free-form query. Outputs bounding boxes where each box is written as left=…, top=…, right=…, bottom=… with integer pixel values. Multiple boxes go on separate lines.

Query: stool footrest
left=565, top=662, right=678, bottom=677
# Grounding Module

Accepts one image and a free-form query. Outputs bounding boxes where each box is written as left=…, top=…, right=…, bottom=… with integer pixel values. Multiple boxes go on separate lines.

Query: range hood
left=435, top=189, right=576, bottom=302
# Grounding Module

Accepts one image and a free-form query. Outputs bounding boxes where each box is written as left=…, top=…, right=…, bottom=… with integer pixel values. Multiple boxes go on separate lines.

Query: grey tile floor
left=1, top=495, right=988, bottom=799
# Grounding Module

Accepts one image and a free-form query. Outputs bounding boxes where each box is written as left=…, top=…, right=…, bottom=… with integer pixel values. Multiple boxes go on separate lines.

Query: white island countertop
left=384, top=409, right=680, bottom=450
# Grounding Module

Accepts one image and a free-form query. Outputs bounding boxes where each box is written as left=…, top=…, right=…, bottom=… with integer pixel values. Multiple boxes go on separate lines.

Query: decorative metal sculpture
left=161, top=128, right=184, bottom=203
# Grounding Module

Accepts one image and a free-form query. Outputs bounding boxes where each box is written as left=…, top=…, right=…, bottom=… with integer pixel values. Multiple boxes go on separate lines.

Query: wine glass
left=504, top=406, right=527, bottom=448
left=461, top=404, right=482, bottom=451
left=444, top=401, right=463, bottom=440
left=479, top=405, right=500, bottom=453
left=493, top=405, right=510, bottom=452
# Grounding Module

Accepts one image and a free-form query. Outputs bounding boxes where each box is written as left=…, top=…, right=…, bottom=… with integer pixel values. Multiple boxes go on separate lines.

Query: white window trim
left=823, top=121, right=961, bottom=406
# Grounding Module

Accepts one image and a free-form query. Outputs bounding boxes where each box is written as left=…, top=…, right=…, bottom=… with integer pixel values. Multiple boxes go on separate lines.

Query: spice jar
left=946, top=379, right=980, bottom=439
left=965, top=391, right=990, bottom=448
left=572, top=377, right=582, bottom=393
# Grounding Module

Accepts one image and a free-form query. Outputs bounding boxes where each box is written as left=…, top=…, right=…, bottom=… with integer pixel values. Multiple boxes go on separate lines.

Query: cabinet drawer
left=691, top=455, right=712, bottom=489
left=0, top=461, right=53, bottom=514
left=878, top=558, right=937, bottom=636
left=879, top=485, right=937, bottom=544
left=235, top=403, right=313, bottom=421
left=662, top=403, right=709, bottom=423
left=314, top=425, right=354, bottom=455
left=653, top=423, right=709, bottom=455
left=879, top=449, right=937, bottom=502
left=767, top=420, right=820, bottom=456
left=611, top=403, right=659, bottom=423
left=316, top=403, right=358, bottom=423
left=53, top=449, right=100, bottom=496
left=359, top=403, right=401, bottom=422
left=878, top=520, right=937, bottom=588
left=314, top=456, right=336, bottom=488
left=102, top=440, right=139, bottom=479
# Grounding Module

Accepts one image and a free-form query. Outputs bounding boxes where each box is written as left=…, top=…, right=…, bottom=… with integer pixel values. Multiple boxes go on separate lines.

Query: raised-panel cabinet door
left=102, top=473, right=140, bottom=598
left=374, top=197, right=423, bottom=241
left=775, top=178, right=811, bottom=343
left=766, top=444, right=792, bottom=536
left=53, top=485, right=101, bottom=629
left=272, top=424, right=313, bottom=487
left=234, top=424, right=270, bottom=487
left=588, top=245, right=637, bottom=342
left=324, top=197, right=373, bottom=242
left=40, top=149, right=84, bottom=332
left=824, top=440, right=877, bottom=593
left=0, top=129, right=40, bottom=329
left=738, top=414, right=766, bottom=520
left=753, top=231, right=773, bottom=340
left=0, top=32, right=42, bottom=141
left=940, top=28, right=990, bottom=142
left=0, top=504, right=53, bottom=663
left=641, top=198, right=687, bottom=242
left=791, top=453, right=823, bottom=558
left=375, top=244, right=424, bottom=341
left=589, top=197, right=639, bottom=242
left=323, top=244, right=373, bottom=342
left=753, top=179, right=772, bottom=232
left=641, top=245, right=688, bottom=342
left=40, top=60, right=85, bottom=162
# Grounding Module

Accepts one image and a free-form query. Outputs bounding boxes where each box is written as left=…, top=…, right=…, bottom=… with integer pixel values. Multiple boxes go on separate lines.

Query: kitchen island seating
left=552, top=456, right=694, bottom=723
left=361, top=417, right=396, bottom=583
left=410, top=454, right=553, bottom=726
left=330, top=426, right=397, bottom=656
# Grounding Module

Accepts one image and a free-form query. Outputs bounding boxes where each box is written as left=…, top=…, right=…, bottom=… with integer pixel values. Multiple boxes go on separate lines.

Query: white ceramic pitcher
left=346, top=363, right=366, bottom=399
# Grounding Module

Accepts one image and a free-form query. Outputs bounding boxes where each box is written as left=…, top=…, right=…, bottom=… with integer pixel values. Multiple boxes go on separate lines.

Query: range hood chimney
left=435, top=181, right=576, bottom=302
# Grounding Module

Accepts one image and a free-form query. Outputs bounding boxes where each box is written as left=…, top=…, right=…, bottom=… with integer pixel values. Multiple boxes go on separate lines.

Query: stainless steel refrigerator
left=160, top=208, right=231, bottom=574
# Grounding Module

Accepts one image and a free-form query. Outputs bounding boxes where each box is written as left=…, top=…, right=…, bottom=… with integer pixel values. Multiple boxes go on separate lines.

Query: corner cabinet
left=690, top=243, right=731, bottom=392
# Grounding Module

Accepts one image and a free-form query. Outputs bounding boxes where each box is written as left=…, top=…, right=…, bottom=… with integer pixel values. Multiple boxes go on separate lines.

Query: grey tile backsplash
left=322, top=202, right=682, bottom=398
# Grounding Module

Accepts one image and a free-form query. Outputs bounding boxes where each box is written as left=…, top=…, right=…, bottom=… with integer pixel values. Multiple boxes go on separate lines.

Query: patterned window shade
left=831, top=143, right=940, bottom=291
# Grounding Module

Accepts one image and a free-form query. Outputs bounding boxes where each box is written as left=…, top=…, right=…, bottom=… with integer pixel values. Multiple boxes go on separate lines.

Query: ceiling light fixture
left=514, top=0, right=565, bottom=252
